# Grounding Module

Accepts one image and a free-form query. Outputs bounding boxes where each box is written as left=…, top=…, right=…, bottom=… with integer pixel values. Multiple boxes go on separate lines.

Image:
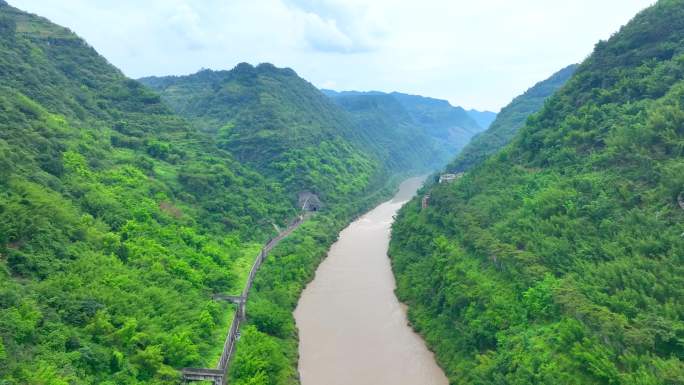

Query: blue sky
left=13, top=0, right=655, bottom=111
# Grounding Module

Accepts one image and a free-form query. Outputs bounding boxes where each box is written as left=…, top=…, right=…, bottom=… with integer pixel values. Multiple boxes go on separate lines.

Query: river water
left=294, top=177, right=448, bottom=385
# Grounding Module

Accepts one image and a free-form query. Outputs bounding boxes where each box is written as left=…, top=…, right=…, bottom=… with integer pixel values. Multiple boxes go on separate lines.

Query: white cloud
left=163, top=1, right=206, bottom=51
left=284, top=0, right=388, bottom=53
left=299, top=12, right=357, bottom=52
left=10, top=0, right=656, bottom=110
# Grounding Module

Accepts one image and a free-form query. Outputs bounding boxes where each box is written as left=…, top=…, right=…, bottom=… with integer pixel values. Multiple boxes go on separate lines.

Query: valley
left=1, top=1, right=682, bottom=385
left=0, top=2, right=486, bottom=384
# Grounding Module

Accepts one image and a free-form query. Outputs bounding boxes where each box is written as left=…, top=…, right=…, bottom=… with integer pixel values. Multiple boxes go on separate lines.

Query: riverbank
left=227, top=173, right=414, bottom=384
left=181, top=215, right=308, bottom=384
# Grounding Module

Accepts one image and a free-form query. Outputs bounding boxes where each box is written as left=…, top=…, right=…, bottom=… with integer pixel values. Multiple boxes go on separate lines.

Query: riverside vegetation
left=0, top=2, right=485, bottom=385
left=390, top=1, right=684, bottom=384
left=3, top=0, right=682, bottom=384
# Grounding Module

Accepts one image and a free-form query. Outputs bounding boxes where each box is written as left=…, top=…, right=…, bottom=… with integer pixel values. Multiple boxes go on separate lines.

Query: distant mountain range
left=139, top=66, right=482, bottom=185
left=322, top=89, right=491, bottom=166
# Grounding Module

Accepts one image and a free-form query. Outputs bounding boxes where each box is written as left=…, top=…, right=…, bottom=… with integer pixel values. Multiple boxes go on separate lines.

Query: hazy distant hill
left=449, top=64, right=578, bottom=172
left=466, top=109, right=497, bottom=129
left=323, top=90, right=486, bottom=164
left=324, top=92, right=443, bottom=172
left=390, top=92, right=484, bottom=154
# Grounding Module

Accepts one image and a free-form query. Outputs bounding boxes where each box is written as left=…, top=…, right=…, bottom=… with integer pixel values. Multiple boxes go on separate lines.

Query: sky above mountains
left=13, top=0, right=654, bottom=111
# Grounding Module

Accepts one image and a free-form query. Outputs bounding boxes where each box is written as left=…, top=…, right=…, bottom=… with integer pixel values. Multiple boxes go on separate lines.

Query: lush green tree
left=391, top=1, right=684, bottom=384
left=0, top=2, right=407, bottom=384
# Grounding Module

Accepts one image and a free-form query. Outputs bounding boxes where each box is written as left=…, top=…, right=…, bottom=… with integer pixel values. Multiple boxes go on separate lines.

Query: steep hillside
left=0, top=4, right=298, bottom=384
left=466, top=109, right=497, bottom=130
left=450, top=64, right=578, bottom=172
left=0, top=3, right=401, bottom=385
left=390, top=92, right=484, bottom=155
left=326, top=92, right=444, bottom=170
left=323, top=90, right=485, bottom=166
left=390, top=1, right=684, bottom=384
left=139, top=67, right=383, bottom=203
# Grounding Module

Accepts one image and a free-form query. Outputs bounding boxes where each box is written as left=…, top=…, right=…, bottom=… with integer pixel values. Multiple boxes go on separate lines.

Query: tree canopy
left=390, top=1, right=684, bottom=384
left=0, top=3, right=407, bottom=384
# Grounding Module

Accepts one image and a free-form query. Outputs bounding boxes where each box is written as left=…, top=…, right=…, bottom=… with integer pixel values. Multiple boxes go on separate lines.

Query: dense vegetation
left=325, top=92, right=444, bottom=170
left=390, top=92, right=483, bottom=155
left=227, top=181, right=402, bottom=385
left=0, top=4, right=406, bottom=385
left=390, top=1, right=684, bottom=384
left=323, top=90, right=486, bottom=168
left=140, top=66, right=481, bottom=385
left=0, top=4, right=292, bottom=384
left=139, top=67, right=386, bottom=204
left=450, top=64, right=577, bottom=173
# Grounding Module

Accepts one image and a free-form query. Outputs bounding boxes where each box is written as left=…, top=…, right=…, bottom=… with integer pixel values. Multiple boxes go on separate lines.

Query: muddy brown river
left=295, top=177, right=449, bottom=385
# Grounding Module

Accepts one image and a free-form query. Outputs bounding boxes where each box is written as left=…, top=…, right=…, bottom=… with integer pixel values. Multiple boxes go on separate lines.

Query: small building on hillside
left=421, top=194, right=431, bottom=209
left=439, top=173, right=464, bottom=184
left=298, top=191, right=322, bottom=212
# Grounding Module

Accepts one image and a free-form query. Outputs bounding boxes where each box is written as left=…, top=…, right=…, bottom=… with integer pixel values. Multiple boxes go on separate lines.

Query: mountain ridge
left=448, top=63, right=578, bottom=173
left=322, top=89, right=487, bottom=165
left=466, top=109, right=497, bottom=129
left=141, top=70, right=477, bottom=180
left=140, top=65, right=391, bottom=203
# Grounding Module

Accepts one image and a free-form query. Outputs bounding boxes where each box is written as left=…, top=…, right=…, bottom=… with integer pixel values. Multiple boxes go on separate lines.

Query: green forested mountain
left=390, top=1, right=684, bottom=384
left=0, top=4, right=291, bottom=384
left=450, top=64, right=578, bottom=173
left=324, top=92, right=444, bottom=170
left=141, top=71, right=470, bottom=186
left=323, top=90, right=485, bottom=167
left=139, top=66, right=385, bottom=203
left=390, top=92, right=483, bottom=155
left=0, top=3, right=406, bottom=385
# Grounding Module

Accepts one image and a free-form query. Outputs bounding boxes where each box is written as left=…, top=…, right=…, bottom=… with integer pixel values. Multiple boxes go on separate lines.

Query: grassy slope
left=390, top=1, right=684, bottom=384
